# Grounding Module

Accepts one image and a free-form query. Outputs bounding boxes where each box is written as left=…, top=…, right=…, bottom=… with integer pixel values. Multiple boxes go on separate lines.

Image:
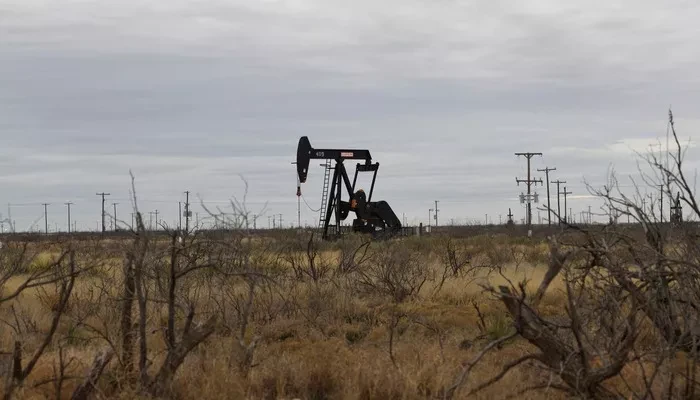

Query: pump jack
left=296, top=136, right=402, bottom=240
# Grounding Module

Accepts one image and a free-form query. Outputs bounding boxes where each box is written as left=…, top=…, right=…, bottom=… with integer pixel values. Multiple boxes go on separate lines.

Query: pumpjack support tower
left=296, top=136, right=402, bottom=240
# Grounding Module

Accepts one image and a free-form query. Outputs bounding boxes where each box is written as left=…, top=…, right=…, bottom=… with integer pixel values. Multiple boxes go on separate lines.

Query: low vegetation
left=0, top=114, right=699, bottom=399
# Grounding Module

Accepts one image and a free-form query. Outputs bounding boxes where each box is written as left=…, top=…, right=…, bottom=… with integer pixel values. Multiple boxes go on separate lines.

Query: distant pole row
left=515, top=152, right=543, bottom=228
left=426, top=200, right=440, bottom=229
left=537, top=167, right=556, bottom=226
left=7, top=190, right=287, bottom=234
left=515, top=153, right=574, bottom=228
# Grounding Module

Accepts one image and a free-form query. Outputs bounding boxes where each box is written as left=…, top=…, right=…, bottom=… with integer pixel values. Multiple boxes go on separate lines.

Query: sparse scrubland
left=0, top=229, right=566, bottom=400
left=0, top=221, right=698, bottom=400
left=1, top=115, right=699, bottom=400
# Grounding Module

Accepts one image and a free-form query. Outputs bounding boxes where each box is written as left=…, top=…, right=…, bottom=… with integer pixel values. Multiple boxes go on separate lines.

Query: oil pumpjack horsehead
left=296, top=136, right=402, bottom=240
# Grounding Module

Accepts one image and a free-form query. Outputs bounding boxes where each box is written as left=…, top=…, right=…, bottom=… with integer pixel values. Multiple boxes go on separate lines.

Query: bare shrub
left=335, top=233, right=372, bottom=275
left=354, top=241, right=431, bottom=304
left=445, top=111, right=700, bottom=399
left=280, top=233, right=332, bottom=283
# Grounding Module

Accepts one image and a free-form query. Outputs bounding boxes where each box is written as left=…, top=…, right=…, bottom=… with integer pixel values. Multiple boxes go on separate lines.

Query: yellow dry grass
left=0, top=235, right=683, bottom=399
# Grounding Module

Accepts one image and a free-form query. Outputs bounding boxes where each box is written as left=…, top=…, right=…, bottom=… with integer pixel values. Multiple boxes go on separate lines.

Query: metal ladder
left=317, top=160, right=332, bottom=230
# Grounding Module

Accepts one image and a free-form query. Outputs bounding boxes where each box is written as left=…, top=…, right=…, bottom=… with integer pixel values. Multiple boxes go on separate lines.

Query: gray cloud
left=1, top=0, right=699, bottom=230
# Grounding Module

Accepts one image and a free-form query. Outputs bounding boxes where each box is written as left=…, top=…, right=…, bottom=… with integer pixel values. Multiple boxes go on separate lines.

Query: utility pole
left=588, top=205, right=592, bottom=224
left=537, top=166, right=556, bottom=225
left=65, top=202, right=73, bottom=233
left=7, top=203, right=12, bottom=233
left=515, top=152, right=543, bottom=228
left=42, top=203, right=49, bottom=234
left=551, top=180, right=566, bottom=224
left=112, top=203, right=118, bottom=231
left=428, top=208, right=433, bottom=228
left=278, top=214, right=283, bottom=229
left=561, top=187, right=572, bottom=224
left=154, top=209, right=159, bottom=230
left=185, top=190, right=192, bottom=232
left=96, top=192, right=110, bottom=233
left=184, top=191, right=191, bottom=232
left=434, top=200, right=440, bottom=227
left=658, top=184, right=664, bottom=223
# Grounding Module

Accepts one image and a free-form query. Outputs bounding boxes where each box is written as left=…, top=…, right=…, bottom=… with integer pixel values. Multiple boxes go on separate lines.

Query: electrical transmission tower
left=96, top=192, right=110, bottom=233
left=537, top=166, right=556, bottom=225
left=515, top=152, right=543, bottom=228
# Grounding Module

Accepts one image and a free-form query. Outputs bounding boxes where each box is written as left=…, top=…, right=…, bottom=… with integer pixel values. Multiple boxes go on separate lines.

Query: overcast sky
left=1, top=0, right=699, bottom=232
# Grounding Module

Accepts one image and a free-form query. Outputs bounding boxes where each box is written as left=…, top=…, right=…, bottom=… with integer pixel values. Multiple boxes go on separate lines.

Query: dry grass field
left=0, top=225, right=697, bottom=399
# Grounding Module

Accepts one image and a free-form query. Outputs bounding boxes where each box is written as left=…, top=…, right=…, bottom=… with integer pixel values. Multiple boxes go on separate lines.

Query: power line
left=537, top=166, right=556, bottom=225
left=515, top=152, right=543, bottom=228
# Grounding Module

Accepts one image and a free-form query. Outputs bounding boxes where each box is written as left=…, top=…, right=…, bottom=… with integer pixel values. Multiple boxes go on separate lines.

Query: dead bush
left=353, top=241, right=431, bottom=303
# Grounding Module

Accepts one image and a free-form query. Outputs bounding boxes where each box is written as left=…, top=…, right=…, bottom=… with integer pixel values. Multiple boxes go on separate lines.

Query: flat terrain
left=0, top=229, right=687, bottom=399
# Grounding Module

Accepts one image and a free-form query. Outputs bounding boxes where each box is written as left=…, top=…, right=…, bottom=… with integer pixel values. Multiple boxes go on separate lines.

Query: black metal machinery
left=296, top=136, right=402, bottom=240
